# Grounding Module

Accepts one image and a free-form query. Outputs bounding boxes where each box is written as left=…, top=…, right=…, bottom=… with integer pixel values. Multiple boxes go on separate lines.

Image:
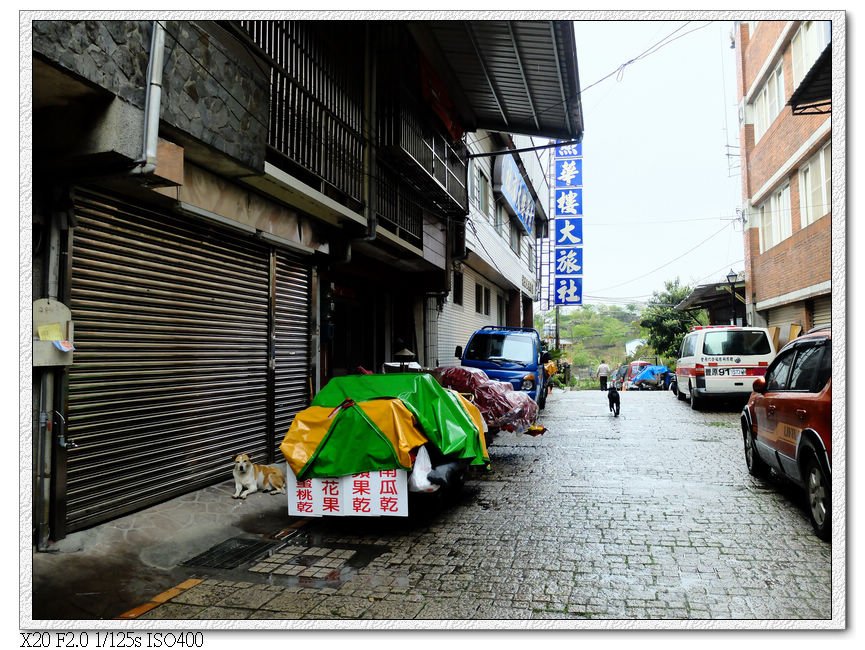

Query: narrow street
left=132, top=388, right=832, bottom=622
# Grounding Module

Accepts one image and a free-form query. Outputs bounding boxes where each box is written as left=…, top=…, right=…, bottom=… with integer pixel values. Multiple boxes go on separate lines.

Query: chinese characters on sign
left=287, top=470, right=409, bottom=517
left=551, top=140, right=584, bottom=306
left=495, top=153, right=536, bottom=235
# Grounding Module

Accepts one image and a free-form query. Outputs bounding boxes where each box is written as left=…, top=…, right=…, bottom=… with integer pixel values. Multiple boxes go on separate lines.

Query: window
left=702, top=331, right=771, bottom=356
left=484, top=287, right=491, bottom=316
left=509, top=220, right=521, bottom=254
left=788, top=346, right=825, bottom=392
left=753, top=62, right=784, bottom=142
left=465, top=333, right=535, bottom=364
left=474, top=167, right=490, bottom=218
left=494, top=203, right=507, bottom=235
left=758, top=182, right=792, bottom=252
left=680, top=333, right=697, bottom=358
left=800, top=142, right=832, bottom=228
left=792, top=21, right=831, bottom=88
left=766, top=349, right=795, bottom=391
left=452, top=271, right=463, bottom=305
left=475, top=283, right=483, bottom=313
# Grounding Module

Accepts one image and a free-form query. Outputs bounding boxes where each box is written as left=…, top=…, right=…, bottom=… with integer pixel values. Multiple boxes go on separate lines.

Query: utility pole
left=555, top=305, right=560, bottom=350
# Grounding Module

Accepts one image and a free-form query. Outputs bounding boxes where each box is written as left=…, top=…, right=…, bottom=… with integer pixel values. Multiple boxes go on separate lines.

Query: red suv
left=740, top=326, right=832, bottom=541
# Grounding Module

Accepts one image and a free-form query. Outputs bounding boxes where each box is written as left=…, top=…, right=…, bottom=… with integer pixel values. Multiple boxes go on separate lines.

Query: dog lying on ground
left=232, top=454, right=286, bottom=499
left=607, top=385, right=620, bottom=417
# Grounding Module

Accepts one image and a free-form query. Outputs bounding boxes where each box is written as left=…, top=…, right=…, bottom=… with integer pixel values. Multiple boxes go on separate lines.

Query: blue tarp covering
left=632, top=365, right=670, bottom=388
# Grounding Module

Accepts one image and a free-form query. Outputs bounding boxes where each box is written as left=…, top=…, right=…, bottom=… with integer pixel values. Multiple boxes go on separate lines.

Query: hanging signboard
left=494, top=153, right=536, bottom=236
left=552, top=140, right=584, bottom=306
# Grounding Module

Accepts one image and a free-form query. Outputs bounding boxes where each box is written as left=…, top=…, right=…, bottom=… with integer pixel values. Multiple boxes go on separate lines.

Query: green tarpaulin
left=281, top=373, right=488, bottom=480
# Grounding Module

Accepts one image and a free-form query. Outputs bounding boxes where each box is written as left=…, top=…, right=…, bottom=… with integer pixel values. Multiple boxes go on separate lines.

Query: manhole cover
left=182, top=537, right=283, bottom=570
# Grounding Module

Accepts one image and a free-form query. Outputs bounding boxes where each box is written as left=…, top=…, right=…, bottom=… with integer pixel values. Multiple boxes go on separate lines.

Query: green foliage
left=639, top=278, right=707, bottom=360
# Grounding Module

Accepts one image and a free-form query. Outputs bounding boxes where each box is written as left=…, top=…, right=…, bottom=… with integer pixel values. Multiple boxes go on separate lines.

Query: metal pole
left=555, top=305, right=560, bottom=350
left=729, top=280, right=735, bottom=325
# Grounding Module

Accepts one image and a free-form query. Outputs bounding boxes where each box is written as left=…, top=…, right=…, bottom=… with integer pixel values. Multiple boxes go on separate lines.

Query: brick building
left=732, top=19, right=836, bottom=347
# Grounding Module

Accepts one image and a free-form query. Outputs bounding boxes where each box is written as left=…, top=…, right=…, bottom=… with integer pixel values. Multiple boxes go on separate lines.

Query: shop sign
left=287, top=469, right=408, bottom=517
left=494, top=153, right=535, bottom=235
left=552, top=139, right=584, bottom=306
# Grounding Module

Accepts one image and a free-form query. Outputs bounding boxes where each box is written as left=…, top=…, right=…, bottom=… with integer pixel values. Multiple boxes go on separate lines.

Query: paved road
left=133, top=387, right=833, bottom=623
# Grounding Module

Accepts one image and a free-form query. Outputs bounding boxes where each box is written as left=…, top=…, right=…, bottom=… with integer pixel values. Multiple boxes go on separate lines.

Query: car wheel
left=676, top=383, right=686, bottom=401
left=803, top=452, right=831, bottom=542
left=743, top=424, right=768, bottom=478
left=689, top=386, right=701, bottom=410
left=537, top=387, right=547, bottom=410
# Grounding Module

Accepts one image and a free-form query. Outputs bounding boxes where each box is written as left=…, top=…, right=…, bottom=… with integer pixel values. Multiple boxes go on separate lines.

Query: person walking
left=597, top=360, right=611, bottom=391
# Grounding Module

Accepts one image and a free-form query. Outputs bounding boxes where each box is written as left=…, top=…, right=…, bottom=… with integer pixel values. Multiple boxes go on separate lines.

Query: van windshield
left=465, top=333, right=535, bottom=365
left=702, top=330, right=771, bottom=356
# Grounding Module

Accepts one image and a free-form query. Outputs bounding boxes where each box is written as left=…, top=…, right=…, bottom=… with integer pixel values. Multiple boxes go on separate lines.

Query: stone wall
left=32, top=20, right=269, bottom=173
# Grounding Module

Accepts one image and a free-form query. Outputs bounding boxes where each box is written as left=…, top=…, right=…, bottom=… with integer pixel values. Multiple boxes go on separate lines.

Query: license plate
left=708, top=367, right=747, bottom=376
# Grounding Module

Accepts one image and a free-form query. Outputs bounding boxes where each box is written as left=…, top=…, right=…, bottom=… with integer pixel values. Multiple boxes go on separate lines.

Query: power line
left=593, top=221, right=734, bottom=293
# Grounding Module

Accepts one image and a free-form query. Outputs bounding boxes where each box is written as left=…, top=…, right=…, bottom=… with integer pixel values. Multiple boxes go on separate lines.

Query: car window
left=788, top=346, right=824, bottom=391
left=815, top=340, right=831, bottom=389
left=702, top=330, right=771, bottom=356
left=681, top=334, right=696, bottom=357
left=465, top=333, right=535, bottom=364
left=765, top=349, right=795, bottom=391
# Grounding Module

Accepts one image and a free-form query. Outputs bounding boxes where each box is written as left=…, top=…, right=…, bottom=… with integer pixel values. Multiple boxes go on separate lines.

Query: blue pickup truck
left=455, top=326, right=551, bottom=409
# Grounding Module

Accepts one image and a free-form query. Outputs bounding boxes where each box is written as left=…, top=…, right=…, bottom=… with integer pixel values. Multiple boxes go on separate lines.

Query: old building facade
left=29, top=19, right=582, bottom=543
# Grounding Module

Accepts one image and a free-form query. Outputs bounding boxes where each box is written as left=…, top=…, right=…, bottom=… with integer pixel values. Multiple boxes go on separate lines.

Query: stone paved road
left=140, top=388, right=834, bottom=623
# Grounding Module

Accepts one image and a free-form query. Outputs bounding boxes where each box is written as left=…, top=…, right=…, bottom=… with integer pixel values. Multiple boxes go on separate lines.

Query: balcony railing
left=379, top=89, right=468, bottom=218
left=238, top=21, right=365, bottom=206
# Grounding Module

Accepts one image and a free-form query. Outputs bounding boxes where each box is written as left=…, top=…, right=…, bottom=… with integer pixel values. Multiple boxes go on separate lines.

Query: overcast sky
left=563, top=19, right=745, bottom=308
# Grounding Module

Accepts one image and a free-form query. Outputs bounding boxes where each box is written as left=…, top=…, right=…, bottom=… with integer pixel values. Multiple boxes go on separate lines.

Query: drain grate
left=182, top=537, right=283, bottom=570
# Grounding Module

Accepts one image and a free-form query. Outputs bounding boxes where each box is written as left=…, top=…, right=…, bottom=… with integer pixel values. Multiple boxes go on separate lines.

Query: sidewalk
left=29, top=476, right=294, bottom=622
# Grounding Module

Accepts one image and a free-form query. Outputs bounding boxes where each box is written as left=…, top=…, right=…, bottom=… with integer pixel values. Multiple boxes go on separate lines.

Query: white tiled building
left=435, top=131, right=552, bottom=367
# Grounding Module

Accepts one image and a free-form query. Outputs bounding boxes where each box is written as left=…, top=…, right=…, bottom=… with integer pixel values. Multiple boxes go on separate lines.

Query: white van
left=674, top=326, right=777, bottom=410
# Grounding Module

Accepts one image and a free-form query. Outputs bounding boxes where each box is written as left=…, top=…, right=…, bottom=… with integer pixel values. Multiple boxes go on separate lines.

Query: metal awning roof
left=675, top=280, right=744, bottom=312
left=788, top=42, right=832, bottom=115
left=408, top=20, right=584, bottom=141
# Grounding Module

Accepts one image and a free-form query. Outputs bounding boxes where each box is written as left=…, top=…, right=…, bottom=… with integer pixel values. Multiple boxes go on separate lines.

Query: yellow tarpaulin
left=280, top=399, right=429, bottom=479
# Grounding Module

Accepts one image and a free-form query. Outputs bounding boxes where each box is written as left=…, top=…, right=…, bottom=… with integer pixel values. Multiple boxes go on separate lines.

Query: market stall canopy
left=281, top=374, right=488, bottom=480
left=408, top=21, right=584, bottom=141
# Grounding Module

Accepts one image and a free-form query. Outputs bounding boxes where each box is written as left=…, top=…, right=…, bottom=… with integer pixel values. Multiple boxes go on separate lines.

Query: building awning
left=408, top=21, right=584, bottom=141
left=788, top=43, right=832, bottom=115
left=676, top=281, right=744, bottom=312
left=676, top=280, right=746, bottom=326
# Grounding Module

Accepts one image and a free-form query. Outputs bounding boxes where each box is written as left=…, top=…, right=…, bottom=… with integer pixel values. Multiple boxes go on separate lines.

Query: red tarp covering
left=435, top=366, right=539, bottom=435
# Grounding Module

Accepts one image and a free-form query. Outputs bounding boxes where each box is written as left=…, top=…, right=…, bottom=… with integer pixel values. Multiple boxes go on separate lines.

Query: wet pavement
left=27, top=387, right=838, bottom=627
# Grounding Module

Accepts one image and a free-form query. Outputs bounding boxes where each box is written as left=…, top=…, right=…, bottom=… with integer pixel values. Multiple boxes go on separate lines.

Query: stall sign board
left=288, top=470, right=409, bottom=517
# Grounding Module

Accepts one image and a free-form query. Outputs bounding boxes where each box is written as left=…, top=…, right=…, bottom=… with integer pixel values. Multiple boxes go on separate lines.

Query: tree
left=639, top=279, right=706, bottom=361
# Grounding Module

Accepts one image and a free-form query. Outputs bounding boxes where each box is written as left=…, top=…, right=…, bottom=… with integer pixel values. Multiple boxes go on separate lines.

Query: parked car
left=611, top=364, right=628, bottom=390
left=740, top=326, right=832, bottom=541
left=675, top=325, right=777, bottom=410
left=623, top=360, right=652, bottom=390
left=456, top=326, right=551, bottom=409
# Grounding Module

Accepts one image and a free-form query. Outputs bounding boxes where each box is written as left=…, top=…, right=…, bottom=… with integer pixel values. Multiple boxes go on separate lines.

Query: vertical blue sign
left=552, top=140, right=584, bottom=306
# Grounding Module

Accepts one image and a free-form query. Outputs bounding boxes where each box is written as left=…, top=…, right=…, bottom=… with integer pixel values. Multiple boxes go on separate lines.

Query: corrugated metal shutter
left=810, top=295, right=831, bottom=328
left=65, top=190, right=272, bottom=532
left=272, top=251, right=311, bottom=453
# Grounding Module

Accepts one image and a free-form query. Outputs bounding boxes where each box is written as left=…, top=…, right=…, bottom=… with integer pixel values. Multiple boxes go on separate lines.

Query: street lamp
left=726, top=269, right=737, bottom=325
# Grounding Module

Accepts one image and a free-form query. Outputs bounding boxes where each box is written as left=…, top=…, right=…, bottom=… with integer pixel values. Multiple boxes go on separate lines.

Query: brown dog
left=232, top=454, right=286, bottom=499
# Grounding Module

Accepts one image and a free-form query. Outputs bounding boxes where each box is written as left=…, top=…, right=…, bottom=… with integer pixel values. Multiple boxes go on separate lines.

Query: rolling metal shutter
left=810, top=295, right=831, bottom=328
left=272, top=251, right=311, bottom=453
left=65, top=191, right=277, bottom=532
